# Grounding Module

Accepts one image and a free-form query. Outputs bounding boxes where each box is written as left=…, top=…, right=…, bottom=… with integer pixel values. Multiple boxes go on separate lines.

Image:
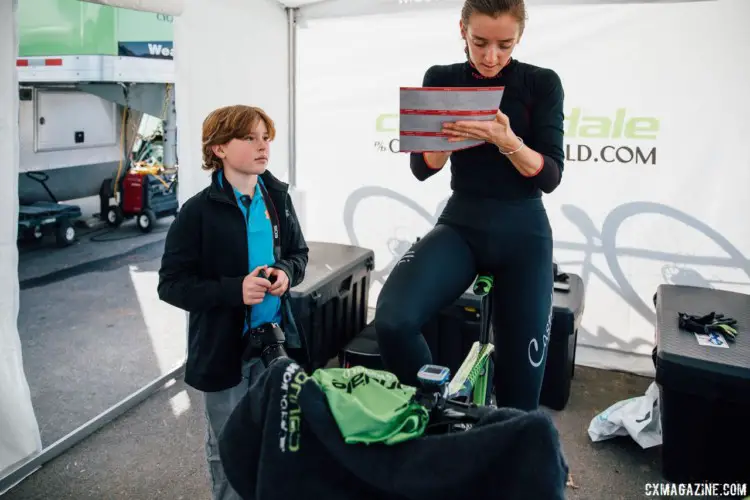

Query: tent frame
left=0, top=365, right=185, bottom=493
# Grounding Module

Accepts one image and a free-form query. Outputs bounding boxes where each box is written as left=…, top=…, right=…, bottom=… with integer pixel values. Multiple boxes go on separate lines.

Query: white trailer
left=16, top=54, right=176, bottom=205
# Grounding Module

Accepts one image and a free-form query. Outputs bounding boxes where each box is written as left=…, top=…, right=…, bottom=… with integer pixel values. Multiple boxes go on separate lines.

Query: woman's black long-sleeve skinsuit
left=374, top=58, right=565, bottom=411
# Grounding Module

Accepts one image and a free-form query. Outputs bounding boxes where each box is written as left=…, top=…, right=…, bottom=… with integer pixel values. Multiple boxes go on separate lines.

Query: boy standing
left=158, top=105, right=308, bottom=500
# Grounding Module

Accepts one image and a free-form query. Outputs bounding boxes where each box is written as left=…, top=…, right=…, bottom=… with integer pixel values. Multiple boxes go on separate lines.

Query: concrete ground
left=4, top=224, right=740, bottom=499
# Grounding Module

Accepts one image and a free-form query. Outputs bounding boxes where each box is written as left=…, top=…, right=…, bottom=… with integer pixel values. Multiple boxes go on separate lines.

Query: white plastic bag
left=587, top=381, right=662, bottom=449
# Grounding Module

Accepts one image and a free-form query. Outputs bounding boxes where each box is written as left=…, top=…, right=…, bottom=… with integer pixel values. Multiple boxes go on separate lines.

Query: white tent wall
left=0, top=0, right=42, bottom=475
left=174, top=0, right=291, bottom=206
left=295, top=0, right=750, bottom=376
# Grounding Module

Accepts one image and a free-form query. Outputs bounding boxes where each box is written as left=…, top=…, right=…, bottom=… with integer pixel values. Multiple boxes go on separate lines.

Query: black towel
left=219, top=358, right=569, bottom=500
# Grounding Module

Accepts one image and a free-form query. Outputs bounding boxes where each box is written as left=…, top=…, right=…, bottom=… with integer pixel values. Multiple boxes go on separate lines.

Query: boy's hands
left=242, top=265, right=272, bottom=305
left=242, top=265, right=290, bottom=304
left=267, top=268, right=289, bottom=296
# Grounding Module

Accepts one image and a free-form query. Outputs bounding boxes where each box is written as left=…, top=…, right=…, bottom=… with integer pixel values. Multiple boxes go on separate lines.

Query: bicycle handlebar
left=413, top=383, right=485, bottom=428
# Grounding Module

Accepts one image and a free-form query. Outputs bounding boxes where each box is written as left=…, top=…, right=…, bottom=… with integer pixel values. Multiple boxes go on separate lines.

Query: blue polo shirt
left=219, top=172, right=282, bottom=333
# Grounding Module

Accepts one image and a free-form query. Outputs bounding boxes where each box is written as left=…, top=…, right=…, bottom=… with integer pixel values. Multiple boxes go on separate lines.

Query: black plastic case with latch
left=287, top=241, right=375, bottom=371
left=654, top=284, right=750, bottom=485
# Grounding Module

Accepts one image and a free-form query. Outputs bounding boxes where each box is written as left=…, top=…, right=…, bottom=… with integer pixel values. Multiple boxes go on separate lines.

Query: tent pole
left=287, top=7, right=297, bottom=187
left=79, top=0, right=184, bottom=16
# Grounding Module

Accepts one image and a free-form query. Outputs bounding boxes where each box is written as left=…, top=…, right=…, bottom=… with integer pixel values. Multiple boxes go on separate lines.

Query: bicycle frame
left=445, top=275, right=495, bottom=405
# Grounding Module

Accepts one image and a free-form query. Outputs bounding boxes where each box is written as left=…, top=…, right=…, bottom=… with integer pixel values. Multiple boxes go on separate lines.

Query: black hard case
left=288, top=241, right=374, bottom=370
left=542, top=273, right=585, bottom=410
left=654, top=284, right=750, bottom=484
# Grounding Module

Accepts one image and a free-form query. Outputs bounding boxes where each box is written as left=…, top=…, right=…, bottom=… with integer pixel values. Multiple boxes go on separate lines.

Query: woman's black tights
left=374, top=223, right=554, bottom=412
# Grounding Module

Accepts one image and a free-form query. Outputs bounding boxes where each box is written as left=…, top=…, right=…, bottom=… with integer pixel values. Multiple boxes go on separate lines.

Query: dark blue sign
left=118, top=41, right=174, bottom=60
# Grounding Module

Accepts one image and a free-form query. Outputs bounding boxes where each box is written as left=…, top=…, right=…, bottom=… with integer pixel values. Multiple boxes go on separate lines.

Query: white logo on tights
left=528, top=290, right=554, bottom=368
left=394, top=250, right=415, bottom=268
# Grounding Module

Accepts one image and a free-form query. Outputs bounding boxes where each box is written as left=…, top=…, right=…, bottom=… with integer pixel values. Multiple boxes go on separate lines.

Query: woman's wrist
left=423, top=151, right=450, bottom=170
left=495, top=133, right=523, bottom=154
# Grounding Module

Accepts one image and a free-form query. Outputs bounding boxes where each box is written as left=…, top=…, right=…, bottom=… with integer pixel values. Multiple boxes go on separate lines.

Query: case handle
left=307, top=275, right=355, bottom=306
left=339, top=276, right=353, bottom=297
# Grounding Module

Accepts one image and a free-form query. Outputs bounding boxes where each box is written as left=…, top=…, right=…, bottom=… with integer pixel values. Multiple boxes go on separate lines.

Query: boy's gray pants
left=203, top=359, right=263, bottom=500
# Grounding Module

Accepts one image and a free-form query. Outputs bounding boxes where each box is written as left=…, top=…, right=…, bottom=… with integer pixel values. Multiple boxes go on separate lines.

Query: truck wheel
left=137, top=209, right=156, bottom=233
left=106, top=205, right=124, bottom=227
left=55, top=219, right=76, bottom=247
